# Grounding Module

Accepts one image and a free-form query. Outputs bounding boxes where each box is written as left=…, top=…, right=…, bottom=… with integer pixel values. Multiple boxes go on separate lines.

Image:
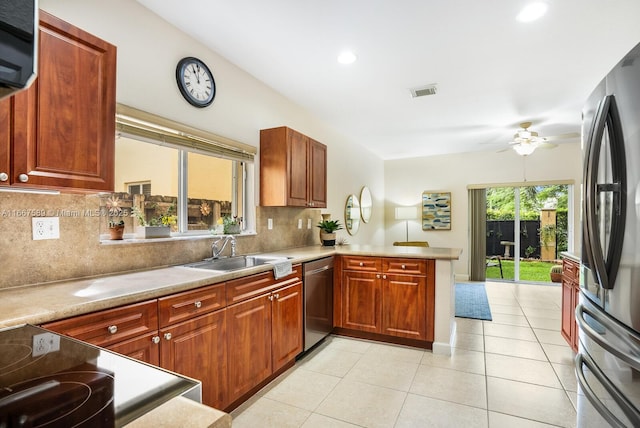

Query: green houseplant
left=131, top=205, right=175, bottom=238
left=317, top=219, right=343, bottom=246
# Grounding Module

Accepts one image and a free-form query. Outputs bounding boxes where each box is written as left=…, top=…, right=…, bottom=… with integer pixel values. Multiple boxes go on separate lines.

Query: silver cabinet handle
left=268, top=295, right=274, bottom=301
left=18, top=174, right=28, bottom=183
left=376, top=274, right=381, bottom=279
left=0, top=172, right=7, bottom=182
left=107, top=325, right=118, bottom=334
left=194, top=301, right=202, bottom=309
left=274, top=293, right=279, bottom=299
left=164, top=332, right=172, bottom=340
left=383, top=274, right=387, bottom=279
left=359, top=262, right=364, bottom=266
left=152, top=336, right=160, bottom=344
left=401, top=264, right=406, bottom=270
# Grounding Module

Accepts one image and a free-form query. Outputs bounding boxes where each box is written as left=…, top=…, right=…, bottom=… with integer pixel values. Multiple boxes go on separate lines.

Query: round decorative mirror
left=345, top=194, right=360, bottom=235
left=360, top=186, right=372, bottom=223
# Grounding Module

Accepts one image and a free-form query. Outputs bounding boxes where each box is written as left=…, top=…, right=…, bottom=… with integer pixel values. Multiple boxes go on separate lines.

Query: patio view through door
left=485, top=184, right=570, bottom=283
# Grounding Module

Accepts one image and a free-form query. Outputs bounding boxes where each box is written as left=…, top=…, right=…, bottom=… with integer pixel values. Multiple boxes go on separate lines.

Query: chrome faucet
left=212, top=235, right=236, bottom=258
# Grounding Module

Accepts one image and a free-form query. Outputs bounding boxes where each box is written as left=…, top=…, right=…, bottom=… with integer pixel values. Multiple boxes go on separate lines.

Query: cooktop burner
left=0, top=325, right=201, bottom=427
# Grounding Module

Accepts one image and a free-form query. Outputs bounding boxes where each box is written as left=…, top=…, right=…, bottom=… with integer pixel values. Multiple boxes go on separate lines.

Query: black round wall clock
left=175, top=57, right=216, bottom=108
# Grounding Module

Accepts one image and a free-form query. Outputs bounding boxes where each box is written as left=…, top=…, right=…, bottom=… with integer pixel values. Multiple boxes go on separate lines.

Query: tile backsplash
left=0, top=192, right=323, bottom=289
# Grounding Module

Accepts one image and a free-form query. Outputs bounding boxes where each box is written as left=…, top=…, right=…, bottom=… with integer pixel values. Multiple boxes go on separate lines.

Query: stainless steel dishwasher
left=303, top=256, right=334, bottom=351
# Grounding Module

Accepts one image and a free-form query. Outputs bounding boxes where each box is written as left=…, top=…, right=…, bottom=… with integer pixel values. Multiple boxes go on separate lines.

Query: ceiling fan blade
left=537, top=142, right=558, bottom=149
left=544, top=132, right=580, bottom=142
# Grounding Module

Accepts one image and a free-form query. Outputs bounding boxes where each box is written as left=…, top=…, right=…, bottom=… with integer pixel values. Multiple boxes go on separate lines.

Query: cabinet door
left=382, top=274, right=426, bottom=340
left=342, top=271, right=382, bottom=333
left=0, top=97, right=10, bottom=187
left=287, top=129, right=309, bottom=206
left=572, top=283, right=580, bottom=352
left=561, top=276, right=574, bottom=347
left=108, top=332, right=160, bottom=366
left=160, top=309, right=228, bottom=409
left=308, top=138, right=327, bottom=208
left=12, top=11, right=116, bottom=191
left=272, top=282, right=303, bottom=372
left=227, top=294, right=272, bottom=403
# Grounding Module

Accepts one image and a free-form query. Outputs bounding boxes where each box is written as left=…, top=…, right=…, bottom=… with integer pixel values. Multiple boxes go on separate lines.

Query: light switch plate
left=267, top=218, right=273, bottom=230
left=307, top=218, right=312, bottom=229
left=32, top=217, right=60, bottom=240
left=297, top=219, right=302, bottom=229
left=32, top=332, right=61, bottom=357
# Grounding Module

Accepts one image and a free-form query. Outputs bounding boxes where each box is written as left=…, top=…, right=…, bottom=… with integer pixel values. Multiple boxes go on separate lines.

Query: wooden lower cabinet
left=338, top=256, right=434, bottom=344
left=560, top=257, right=580, bottom=352
left=160, top=309, right=228, bottom=409
left=342, top=271, right=382, bottom=333
left=227, top=292, right=273, bottom=403
left=227, top=281, right=303, bottom=404
left=382, top=274, right=427, bottom=340
left=108, top=332, right=160, bottom=366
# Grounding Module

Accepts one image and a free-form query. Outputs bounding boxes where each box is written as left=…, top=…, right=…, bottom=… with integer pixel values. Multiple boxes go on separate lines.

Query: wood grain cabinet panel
left=227, top=293, right=273, bottom=403
left=338, top=256, right=435, bottom=344
left=42, top=300, right=159, bottom=349
left=108, top=332, right=160, bottom=366
left=8, top=11, right=116, bottom=191
left=561, top=257, right=580, bottom=352
left=259, top=126, right=327, bottom=208
left=227, top=272, right=303, bottom=406
left=271, top=282, right=303, bottom=372
left=0, top=97, right=10, bottom=187
left=158, top=283, right=225, bottom=327
left=160, top=309, right=228, bottom=409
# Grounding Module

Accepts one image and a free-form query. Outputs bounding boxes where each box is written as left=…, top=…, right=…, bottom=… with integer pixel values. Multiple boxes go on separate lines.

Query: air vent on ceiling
left=410, top=84, right=438, bottom=98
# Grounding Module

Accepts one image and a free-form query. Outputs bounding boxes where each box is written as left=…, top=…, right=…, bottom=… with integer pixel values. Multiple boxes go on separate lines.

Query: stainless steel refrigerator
left=577, top=41, right=640, bottom=427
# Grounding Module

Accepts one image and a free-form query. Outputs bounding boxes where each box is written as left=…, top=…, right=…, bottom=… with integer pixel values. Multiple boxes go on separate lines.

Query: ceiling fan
left=507, top=122, right=578, bottom=156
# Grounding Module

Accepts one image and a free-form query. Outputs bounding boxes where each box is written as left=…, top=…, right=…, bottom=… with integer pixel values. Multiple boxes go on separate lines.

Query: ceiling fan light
left=518, top=130, right=532, bottom=139
left=513, top=143, right=537, bottom=156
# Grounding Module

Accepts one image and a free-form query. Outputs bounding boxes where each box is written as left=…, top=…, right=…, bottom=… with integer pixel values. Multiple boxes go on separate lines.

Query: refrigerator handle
left=576, top=301, right=640, bottom=369
left=575, top=351, right=640, bottom=428
left=583, top=94, right=626, bottom=290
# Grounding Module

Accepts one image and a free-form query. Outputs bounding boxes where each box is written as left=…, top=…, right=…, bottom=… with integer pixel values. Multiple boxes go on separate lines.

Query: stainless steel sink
left=182, top=255, right=291, bottom=272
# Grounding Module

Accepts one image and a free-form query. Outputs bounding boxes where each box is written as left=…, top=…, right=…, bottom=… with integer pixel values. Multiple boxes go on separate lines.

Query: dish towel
left=269, top=259, right=293, bottom=279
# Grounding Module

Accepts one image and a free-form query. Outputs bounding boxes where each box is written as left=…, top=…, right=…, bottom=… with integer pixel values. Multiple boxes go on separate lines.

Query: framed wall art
left=422, top=191, right=451, bottom=230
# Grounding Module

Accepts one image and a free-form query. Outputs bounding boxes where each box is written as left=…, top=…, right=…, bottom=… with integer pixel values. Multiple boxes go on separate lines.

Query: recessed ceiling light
left=337, top=51, right=357, bottom=65
left=516, top=2, right=548, bottom=22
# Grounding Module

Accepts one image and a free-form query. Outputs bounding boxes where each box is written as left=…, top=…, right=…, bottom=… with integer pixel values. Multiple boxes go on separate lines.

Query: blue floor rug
left=455, top=282, right=492, bottom=321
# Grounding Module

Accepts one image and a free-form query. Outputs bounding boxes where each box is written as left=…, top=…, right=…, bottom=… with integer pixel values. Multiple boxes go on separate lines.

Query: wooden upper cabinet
left=259, top=126, right=327, bottom=208
left=0, top=97, right=10, bottom=187
left=10, top=11, right=116, bottom=191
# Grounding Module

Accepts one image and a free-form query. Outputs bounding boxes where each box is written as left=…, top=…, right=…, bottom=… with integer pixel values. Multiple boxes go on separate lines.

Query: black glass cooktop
left=0, top=324, right=201, bottom=427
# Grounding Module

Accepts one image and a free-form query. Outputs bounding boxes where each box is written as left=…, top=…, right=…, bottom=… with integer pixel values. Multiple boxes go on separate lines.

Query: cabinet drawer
left=562, top=258, right=580, bottom=282
left=158, top=283, right=226, bottom=327
left=383, top=258, right=426, bottom=275
left=43, top=300, right=158, bottom=348
left=226, top=266, right=302, bottom=305
left=342, top=256, right=382, bottom=272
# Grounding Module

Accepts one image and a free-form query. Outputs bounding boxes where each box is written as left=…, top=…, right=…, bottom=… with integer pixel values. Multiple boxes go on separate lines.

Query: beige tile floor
left=231, top=281, right=577, bottom=427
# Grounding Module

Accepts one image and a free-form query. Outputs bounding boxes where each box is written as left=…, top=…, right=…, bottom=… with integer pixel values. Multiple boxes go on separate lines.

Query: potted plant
left=550, top=264, right=563, bottom=283
left=317, top=219, right=343, bottom=246
left=223, top=215, right=242, bottom=234
left=108, top=219, right=125, bottom=240
left=132, top=206, right=175, bottom=238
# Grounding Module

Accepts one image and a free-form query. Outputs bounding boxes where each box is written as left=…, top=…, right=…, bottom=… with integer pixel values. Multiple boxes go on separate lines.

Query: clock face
left=176, top=57, right=216, bottom=107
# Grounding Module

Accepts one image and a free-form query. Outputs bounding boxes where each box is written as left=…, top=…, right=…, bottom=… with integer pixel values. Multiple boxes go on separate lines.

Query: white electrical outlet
left=32, top=333, right=61, bottom=357
left=297, top=219, right=302, bottom=229
left=307, top=218, right=312, bottom=229
left=32, top=217, right=60, bottom=240
left=267, top=218, right=273, bottom=230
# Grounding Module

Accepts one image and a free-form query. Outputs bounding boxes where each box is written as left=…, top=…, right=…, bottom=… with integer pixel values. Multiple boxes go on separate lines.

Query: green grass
left=486, top=259, right=559, bottom=283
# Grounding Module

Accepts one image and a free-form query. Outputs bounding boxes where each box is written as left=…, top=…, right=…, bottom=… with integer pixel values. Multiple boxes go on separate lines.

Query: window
left=100, top=104, right=256, bottom=238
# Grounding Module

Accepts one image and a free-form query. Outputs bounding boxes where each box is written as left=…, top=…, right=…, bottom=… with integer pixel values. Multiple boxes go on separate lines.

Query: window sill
left=99, top=230, right=256, bottom=245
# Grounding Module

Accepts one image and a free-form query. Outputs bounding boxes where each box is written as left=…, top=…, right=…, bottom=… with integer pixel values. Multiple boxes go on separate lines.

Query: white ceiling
left=136, top=0, right=640, bottom=160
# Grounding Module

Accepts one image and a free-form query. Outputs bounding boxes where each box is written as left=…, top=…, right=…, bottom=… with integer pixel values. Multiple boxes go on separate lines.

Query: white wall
left=384, top=143, right=583, bottom=279
left=39, top=0, right=385, bottom=245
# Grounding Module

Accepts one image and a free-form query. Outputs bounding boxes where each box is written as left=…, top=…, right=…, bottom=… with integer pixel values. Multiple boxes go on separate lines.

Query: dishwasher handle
left=305, top=265, right=332, bottom=276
